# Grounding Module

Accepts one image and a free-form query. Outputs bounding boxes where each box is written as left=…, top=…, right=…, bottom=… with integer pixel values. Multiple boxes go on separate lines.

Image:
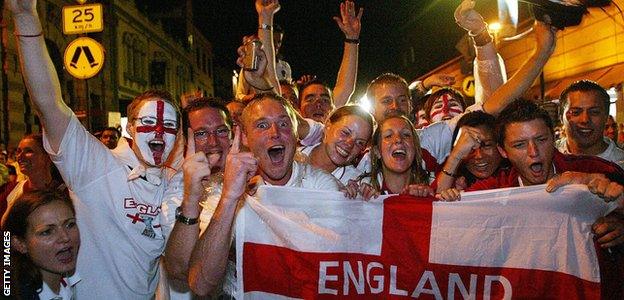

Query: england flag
left=236, top=185, right=623, bottom=299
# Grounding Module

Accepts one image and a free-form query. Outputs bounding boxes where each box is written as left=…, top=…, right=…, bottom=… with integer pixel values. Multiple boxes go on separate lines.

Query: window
left=607, top=87, right=617, bottom=117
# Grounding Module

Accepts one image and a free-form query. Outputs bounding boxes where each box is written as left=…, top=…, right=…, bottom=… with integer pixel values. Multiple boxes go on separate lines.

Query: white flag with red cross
left=235, top=184, right=622, bottom=299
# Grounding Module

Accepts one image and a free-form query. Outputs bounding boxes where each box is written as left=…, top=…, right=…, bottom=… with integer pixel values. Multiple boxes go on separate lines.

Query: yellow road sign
left=462, top=75, right=475, bottom=98
left=62, top=3, right=103, bottom=35
left=64, top=37, right=105, bottom=79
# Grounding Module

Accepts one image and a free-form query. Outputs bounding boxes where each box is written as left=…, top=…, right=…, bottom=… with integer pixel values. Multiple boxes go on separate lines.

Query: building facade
left=0, top=0, right=214, bottom=148
left=412, top=3, right=624, bottom=124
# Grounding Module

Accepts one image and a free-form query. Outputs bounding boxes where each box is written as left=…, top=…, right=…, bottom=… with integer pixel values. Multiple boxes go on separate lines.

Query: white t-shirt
left=43, top=114, right=183, bottom=299
left=221, top=160, right=340, bottom=297
left=5, top=180, right=26, bottom=208
left=556, top=137, right=624, bottom=168
left=299, top=144, right=365, bottom=186
left=38, top=273, right=81, bottom=300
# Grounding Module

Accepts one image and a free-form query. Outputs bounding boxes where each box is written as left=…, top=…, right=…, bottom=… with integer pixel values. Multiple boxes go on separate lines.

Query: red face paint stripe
left=442, top=94, right=450, bottom=114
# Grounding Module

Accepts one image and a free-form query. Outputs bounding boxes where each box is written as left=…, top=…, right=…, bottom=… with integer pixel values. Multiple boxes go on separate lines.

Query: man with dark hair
left=557, top=80, right=624, bottom=166
left=162, top=97, right=235, bottom=297
left=298, top=78, right=335, bottom=122
left=468, top=99, right=624, bottom=297
left=468, top=99, right=624, bottom=206
left=99, top=126, right=121, bottom=149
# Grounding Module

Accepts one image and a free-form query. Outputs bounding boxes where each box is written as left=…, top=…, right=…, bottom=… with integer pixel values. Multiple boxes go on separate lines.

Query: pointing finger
left=231, top=125, right=242, bottom=154
left=186, top=128, right=195, bottom=157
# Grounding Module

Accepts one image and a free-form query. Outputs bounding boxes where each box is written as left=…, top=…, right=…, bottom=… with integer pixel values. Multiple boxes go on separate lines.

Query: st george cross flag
left=235, top=184, right=623, bottom=299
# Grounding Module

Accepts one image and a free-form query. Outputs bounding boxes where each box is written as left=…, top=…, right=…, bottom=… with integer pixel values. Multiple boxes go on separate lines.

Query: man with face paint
left=423, top=88, right=467, bottom=123
left=7, top=1, right=184, bottom=298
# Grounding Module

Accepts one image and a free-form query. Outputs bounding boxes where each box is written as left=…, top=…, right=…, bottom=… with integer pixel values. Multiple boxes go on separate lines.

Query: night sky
left=191, top=0, right=499, bottom=97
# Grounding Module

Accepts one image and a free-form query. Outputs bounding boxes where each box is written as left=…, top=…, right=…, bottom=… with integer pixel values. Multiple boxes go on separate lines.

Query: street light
left=489, top=22, right=502, bottom=42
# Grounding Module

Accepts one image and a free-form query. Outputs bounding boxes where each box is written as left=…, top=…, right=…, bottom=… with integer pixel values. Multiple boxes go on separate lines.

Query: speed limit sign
left=62, top=3, right=104, bottom=35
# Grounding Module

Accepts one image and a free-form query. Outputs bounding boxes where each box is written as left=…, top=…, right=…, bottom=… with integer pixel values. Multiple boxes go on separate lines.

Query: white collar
left=38, top=272, right=81, bottom=300
left=114, top=138, right=164, bottom=185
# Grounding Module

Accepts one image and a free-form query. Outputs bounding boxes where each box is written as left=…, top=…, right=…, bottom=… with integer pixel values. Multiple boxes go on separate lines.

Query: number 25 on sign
left=62, top=3, right=104, bottom=35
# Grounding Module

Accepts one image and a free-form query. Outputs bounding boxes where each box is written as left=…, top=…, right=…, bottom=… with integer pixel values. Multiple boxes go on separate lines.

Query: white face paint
left=429, top=93, right=464, bottom=122
left=131, top=100, right=178, bottom=167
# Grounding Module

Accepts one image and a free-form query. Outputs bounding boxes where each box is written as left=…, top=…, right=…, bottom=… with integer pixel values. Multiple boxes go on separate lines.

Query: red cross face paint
left=133, top=100, right=178, bottom=166
left=429, top=93, right=464, bottom=122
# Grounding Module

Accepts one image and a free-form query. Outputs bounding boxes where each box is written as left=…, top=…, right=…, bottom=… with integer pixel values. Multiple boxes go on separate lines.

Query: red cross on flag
left=235, top=185, right=623, bottom=299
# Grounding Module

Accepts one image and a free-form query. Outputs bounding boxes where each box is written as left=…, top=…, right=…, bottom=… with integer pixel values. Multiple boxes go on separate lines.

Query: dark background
left=140, top=0, right=501, bottom=98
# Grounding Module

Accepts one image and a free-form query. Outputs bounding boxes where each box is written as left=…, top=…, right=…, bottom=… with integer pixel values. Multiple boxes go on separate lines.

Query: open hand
left=333, top=1, right=364, bottom=40
left=454, top=0, right=486, bottom=35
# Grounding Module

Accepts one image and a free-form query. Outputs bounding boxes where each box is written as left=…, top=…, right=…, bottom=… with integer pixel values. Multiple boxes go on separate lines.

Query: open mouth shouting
left=268, top=145, right=286, bottom=164
left=391, top=148, right=407, bottom=161
left=524, top=161, right=551, bottom=184
left=148, top=139, right=166, bottom=164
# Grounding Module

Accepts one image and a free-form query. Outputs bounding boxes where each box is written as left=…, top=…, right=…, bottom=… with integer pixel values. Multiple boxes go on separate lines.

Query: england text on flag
left=236, top=185, right=623, bottom=299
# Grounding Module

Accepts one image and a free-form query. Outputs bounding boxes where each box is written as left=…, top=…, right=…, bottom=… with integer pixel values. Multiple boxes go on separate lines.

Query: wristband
left=441, top=169, right=456, bottom=178
left=345, top=38, right=360, bottom=44
left=468, top=24, right=488, bottom=37
left=259, top=24, right=272, bottom=30
left=15, top=32, right=43, bottom=38
left=175, top=206, right=199, bottom=225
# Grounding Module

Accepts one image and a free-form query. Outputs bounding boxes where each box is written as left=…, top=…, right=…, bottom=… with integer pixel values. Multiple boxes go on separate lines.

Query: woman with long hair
left=360, top=113, right=432, bottom=198
left=2, top=190, right=80, bottom=299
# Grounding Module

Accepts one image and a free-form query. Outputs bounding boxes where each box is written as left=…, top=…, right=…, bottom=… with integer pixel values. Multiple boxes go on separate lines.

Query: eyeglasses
left=134, top=116, right=178, bottom=129
left=193, top=126, right=230, bottom=140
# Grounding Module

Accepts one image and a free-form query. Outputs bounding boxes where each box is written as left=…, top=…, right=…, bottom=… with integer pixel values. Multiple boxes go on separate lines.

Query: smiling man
left=8, top=1, right=184, bottom=298
left=556, top=80, right=624, bottom=167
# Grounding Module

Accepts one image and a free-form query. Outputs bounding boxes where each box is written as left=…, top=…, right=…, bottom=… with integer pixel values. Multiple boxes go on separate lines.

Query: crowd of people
left=1, top=0, right=623, bottom=299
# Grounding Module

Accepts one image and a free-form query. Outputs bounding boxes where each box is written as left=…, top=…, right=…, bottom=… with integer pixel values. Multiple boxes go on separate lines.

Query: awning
left=524, top=63, right=622, bottom=100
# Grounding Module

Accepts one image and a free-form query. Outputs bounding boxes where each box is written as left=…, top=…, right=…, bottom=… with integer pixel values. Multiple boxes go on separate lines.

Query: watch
left=175, top=206, right=199, bottom=225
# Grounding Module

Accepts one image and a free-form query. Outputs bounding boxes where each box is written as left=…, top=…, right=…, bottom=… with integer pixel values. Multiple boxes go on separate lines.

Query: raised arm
left=9, top=0, right=72, bottom=151
left=163, top=129, right=211, bottom=288
left=482, top=21, right=556, bottom=116
left=332, top=0, right=363, bottom=107
left=435, top=127, right=482, bottom=201
left=236, top=36, right=279, bottom=96
left=256, top=0, right=280, bottom=93
left=188, top=127, right=258, bottom=296
left=454, top=0, right=506, bottom=104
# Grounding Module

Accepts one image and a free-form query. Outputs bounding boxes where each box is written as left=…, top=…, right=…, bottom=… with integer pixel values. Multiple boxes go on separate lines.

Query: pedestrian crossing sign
left=63, top=37, right=105, bottom=79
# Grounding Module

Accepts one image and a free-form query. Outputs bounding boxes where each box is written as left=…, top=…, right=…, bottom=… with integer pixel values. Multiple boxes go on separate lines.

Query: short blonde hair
left=241, top=93, right=298, bottom=133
